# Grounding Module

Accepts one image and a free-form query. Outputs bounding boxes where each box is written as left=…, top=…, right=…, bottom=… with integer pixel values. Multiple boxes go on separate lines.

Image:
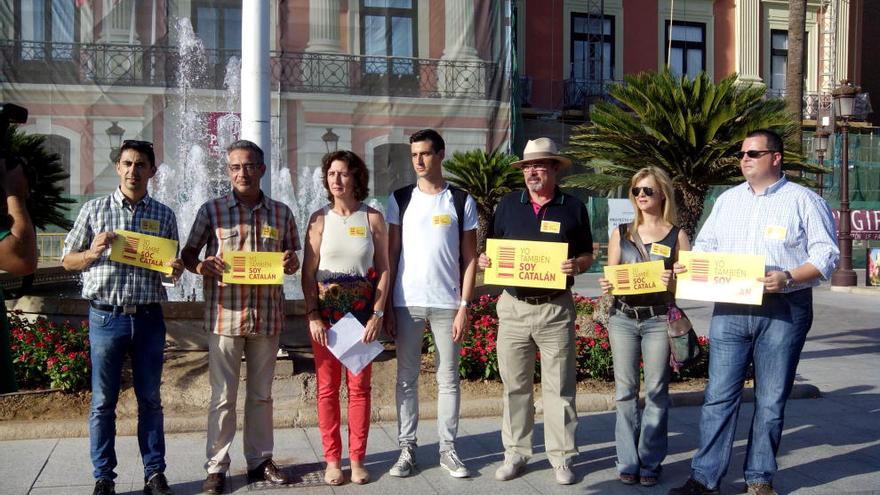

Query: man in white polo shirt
left=384, top=129, right=478, bottom=479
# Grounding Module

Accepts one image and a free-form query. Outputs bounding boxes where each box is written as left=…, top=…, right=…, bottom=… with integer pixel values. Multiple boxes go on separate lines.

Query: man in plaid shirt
left=62, top=139, right=183, bottom=495
left=182, top=140, right=300, bottom=494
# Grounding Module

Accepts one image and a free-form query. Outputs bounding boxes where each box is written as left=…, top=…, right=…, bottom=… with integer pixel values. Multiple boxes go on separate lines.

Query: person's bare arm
left=452, top=228, right=477, bottom=343
left=301, top=211, right=328, bottom=346
left=0, top=164, right=36, bottom=275
left=363, top=209, right=390, bottom=343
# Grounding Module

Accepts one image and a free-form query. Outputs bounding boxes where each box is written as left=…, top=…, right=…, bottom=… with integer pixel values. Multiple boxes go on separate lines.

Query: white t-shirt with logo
left=386, top=184, right=478, bottom=309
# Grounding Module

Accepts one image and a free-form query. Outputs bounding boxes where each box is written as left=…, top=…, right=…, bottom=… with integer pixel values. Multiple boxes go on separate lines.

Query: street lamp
left=830, top=80, right=860, bottom=287
left=106, top=121, right=125, bottom=164
left=321, top=128, right=339, bottom=153
left=813, top=129, right=829, bottom=196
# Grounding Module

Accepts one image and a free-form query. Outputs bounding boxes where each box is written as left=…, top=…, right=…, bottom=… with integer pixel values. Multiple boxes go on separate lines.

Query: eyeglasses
left=735, top=150, right=777, bottom=160
left=122, top=139, right=154, bottom=148
left=228, top=163, right=261, bottom=173
left=523, top=163, right=551, bottom=171
left=631, top=186, right=654, bottom=197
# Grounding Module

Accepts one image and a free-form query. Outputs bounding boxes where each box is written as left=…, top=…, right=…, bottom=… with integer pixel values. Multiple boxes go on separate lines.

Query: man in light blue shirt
left=669, top=129, right=839, bottom=495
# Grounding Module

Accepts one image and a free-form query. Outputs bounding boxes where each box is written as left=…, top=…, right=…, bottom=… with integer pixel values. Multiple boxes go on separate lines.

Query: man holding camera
left=0, top=102, right=38, bottom=393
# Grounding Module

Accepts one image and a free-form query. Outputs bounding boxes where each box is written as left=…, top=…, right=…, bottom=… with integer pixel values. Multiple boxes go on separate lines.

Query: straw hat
left=511, top=137, right=572, bottom=169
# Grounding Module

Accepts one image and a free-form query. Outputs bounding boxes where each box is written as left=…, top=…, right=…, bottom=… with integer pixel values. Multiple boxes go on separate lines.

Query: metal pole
left=817, top=150, right=825, bottom=196
left=831, top=122, right=857, bottom=286
left=241, top=0, right=272, bottom=190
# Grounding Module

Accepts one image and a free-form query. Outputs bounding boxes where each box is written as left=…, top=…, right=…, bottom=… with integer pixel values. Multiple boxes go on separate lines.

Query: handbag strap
left=628, top=223, right=651, bottom=262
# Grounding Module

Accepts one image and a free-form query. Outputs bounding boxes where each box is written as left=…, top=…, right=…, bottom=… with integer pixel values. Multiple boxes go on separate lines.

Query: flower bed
left=426, top=294, right=709, bottom=382
left=8, top=311, right=91, bottom=392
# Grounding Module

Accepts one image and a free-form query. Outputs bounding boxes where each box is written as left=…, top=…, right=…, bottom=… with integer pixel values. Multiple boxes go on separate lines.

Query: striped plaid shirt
left=62, top=188, right=179, bottom=305
left=694, top=176, right=839, bottom=292
left=185, top=192, right=300, bottom=336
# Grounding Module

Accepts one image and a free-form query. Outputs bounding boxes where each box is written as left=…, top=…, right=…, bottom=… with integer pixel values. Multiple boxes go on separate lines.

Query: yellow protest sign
left=676, top=251, right=766, bottom=305
left=109, top=229, right=178, bottom=275
left=484, top=239, right=568, bottom=289
left=222, top=251, right=285, bottom=285
left=603, top=260, right=666, bottom=295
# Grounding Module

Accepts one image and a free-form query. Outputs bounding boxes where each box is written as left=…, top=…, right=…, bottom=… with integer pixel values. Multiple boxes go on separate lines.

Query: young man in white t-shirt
left=384, top=129, right=478, bottom=479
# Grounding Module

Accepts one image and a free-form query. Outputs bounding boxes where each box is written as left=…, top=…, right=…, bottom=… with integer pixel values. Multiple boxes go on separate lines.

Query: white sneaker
left=494, top=459, right=526, bottom=481
left=389, top=446, right=416, bottom=477
left=439, top=449, right=471, bottom=478
left=554, top=464, right=575, bottom=485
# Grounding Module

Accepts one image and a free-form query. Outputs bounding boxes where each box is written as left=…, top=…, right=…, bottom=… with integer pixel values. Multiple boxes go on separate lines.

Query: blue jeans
left=89, top=304, right=167, bottom=482
left=394, top=306, right=461, bottom=452
left=608, top=311, right=670, bottom=478
left=692, top=289, right=813, bottom=489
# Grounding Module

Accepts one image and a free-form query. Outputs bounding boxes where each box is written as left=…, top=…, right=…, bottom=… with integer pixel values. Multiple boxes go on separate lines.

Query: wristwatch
left=373, top=310, right=385, bottom=318
left=783, top=270, right=794, bottom=288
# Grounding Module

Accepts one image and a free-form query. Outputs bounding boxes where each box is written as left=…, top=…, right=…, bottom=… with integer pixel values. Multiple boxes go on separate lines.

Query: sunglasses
left=735, top=149, right=776, bottom=159
left=631, top=186, right=654, bottom=197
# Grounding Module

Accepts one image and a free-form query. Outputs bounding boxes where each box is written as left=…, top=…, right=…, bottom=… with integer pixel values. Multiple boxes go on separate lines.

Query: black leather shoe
left=668, top=478, right=719, bottom=495
left=202, top=473, right=226, bottom=495
left=247, top=459, right=289, bottom=485
left=93, top=479, right=116, bottom=495
left=144, top=472, right=173, bottom=495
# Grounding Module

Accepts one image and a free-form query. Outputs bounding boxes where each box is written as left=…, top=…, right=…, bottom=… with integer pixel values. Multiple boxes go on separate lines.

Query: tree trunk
left=675, top=182, right=710, bottom=243
left=476, top=205, right=493, bottom=254
left=786, top=0, right=807, bottom=157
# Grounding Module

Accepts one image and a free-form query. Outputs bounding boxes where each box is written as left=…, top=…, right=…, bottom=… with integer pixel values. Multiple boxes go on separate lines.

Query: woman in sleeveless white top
left=301, top=151, right=390, bottom=486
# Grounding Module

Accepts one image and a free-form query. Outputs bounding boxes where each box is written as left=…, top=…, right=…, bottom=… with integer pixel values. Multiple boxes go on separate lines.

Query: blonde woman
left=598, top=167, right=690, bottom=487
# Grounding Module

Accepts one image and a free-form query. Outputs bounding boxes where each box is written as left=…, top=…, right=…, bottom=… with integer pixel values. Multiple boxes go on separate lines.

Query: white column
left=241, top=0, right=272, bottom=189
left=735, top=0, right=762, bottom=84
left=305, top=0, right=341, bottom=53
left=442, top=0, right=479, bottom=60
left=835, top=0, right=850, bottom=83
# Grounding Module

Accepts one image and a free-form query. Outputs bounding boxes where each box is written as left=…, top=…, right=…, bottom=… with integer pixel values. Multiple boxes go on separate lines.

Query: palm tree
left=786, top=0, right=807, bottom=155
left=443, top=148, right=524, bottom=251
left=564, top=69, right=825, bottom=238
left=5, top=126, right=75, bottom=230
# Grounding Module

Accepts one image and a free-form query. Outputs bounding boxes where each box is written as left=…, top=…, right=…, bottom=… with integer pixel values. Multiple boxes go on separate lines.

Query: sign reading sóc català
left=483, top=238, right=568, bottom=290
left=221, top=251, right=285, bottom=285
left=109, top=229, right=178, bottom=275
left=675, top=251, right=765, bottom=305
left=603, top=260, right=666, bottom=295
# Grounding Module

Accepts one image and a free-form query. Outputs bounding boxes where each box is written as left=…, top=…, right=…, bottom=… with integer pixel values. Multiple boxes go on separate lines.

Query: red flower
left=321, top=308, right=331, bottom=318
left=587, top=338, right=595, bottom=347
left=332, top=310, right=344, bottom=321
left=366, top=267, right=378, bottom=282
left=600, top=341, right=610, bottom=349
left=352, top=299, right=367, bottom=311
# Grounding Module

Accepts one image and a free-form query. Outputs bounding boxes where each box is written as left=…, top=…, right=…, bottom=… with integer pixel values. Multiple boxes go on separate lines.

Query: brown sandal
left=324, top=467, right=344, bottom=486
left=351, top=465, right=371, bottom=485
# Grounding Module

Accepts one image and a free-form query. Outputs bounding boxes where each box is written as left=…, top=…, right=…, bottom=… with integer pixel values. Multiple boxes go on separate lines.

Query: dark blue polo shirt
left=488, top=187, right=593, bottom=298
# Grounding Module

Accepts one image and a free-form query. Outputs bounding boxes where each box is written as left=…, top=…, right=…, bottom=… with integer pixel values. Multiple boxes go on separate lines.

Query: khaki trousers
left=205, top=332, right=280, bottom=473
left=496, top=290, right=578, bottom=468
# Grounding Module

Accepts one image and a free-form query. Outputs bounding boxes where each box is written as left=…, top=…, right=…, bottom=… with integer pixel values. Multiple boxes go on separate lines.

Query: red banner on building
left=832, top=209, right=880, bottom=240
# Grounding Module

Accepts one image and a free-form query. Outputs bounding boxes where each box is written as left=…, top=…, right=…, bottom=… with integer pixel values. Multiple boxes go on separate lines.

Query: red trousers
left=311, top=338, right=372, bottom=462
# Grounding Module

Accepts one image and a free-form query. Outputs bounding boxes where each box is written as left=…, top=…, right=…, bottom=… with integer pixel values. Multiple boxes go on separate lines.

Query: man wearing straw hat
left=478, top=137, right=593, bottom=485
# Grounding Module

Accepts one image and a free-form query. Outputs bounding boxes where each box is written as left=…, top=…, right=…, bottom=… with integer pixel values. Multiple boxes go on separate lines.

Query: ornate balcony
left=563, top=78, right=620, bottom=109
left=0, top=40, right=498, bottom=100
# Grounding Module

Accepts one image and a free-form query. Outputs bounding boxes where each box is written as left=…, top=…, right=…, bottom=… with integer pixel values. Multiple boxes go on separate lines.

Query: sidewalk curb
left=0, top=384, right=820, bottom=441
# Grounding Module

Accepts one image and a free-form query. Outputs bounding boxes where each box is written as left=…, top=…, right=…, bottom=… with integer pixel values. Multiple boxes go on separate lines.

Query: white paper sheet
left=326, top=312, right=384, bottom=375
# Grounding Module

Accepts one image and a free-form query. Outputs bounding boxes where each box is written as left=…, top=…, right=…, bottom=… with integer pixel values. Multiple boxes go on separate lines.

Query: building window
left=664, top=21, right=705, bottom=79
left=770, top=29, right=788, bottom=92
left=570, top=13, right=614, bottom=81
left=16, top=0, right=77, bottom=60
left=193, top=1, right=242, bottom=67
left=360, top=0, right=417, bottom=75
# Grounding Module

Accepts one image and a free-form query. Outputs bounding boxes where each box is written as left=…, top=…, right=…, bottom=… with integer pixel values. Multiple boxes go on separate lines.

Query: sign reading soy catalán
left=483, top=239, right=568, bottom=290
left=109, top=229, right=178, bottom=275
left=603, top=260, right=666, bottom=295
left=222, top=251, right=284, bottom=285
left=676, top=251, right=765, bottom=305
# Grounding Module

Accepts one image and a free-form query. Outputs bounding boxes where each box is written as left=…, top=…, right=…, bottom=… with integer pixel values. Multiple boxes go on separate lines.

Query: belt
left=614, top=300, right=668, bottom=321
left=510, top=290, right=567, bottom=305
left=90, top=301, right=160, bottom=315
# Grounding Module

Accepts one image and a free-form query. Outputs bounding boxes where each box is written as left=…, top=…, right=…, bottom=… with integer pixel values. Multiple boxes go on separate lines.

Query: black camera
left=0, top=103, right=29, bottom=167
